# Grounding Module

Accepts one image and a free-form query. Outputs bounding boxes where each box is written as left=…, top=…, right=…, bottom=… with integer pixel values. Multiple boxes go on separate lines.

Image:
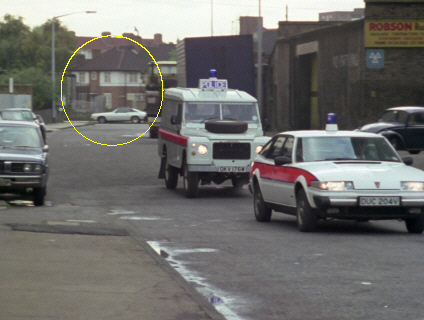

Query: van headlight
left=197, top=144, right=208, bottom=155
left=311, top=181, right=354, bottom=191
left=255, top=145, right=263, bottom=154
left=401, top=182, right=424, bottom=191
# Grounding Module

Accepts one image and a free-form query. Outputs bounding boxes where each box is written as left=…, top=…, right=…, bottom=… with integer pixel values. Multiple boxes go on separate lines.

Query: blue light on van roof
left=209, top=69, right=217, bottom=78
left=327, top=113, right=337, bottom=124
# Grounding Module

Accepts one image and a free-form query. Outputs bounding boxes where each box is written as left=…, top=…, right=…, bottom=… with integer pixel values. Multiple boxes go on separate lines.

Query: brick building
left=265, top=0, right=424, bottom=132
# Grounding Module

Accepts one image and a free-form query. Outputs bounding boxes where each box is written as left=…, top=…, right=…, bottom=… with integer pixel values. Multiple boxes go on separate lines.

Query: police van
left=158, top=70, right=270, bottom=198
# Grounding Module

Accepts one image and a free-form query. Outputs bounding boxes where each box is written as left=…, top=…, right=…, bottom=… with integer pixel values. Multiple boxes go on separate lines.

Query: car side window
left=408, top=112, right=424, bottom=126
left=281, top=137, right=294, bottom=158
left=266, top=136, right=287, bottom=160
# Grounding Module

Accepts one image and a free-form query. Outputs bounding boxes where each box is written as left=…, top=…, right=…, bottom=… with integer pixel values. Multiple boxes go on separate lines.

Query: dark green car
left=0, top=121, right=49, bottom=206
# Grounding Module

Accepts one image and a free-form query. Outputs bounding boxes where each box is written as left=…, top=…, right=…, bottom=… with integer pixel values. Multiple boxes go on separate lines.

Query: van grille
left=213, top=143, right=251, bottom=160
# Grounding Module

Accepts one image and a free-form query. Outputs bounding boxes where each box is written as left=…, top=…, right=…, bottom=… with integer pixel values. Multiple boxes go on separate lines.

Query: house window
left=129, top=72, right=138, bottom=83
left=91, top=72, right=97, bottom=80
left=104, top=93, right=112, bottom=108
left=79, top=72, right=86, bottom=84
left=104, top=72, right=111, bottom=83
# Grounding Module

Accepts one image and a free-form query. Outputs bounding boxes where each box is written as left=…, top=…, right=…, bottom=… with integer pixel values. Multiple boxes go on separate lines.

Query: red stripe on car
left=252, top=162, right=317, bottom=186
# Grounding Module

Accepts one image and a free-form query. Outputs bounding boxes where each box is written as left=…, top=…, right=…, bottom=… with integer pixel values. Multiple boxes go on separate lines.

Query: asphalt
left=0, top=120, right=225, bottom=320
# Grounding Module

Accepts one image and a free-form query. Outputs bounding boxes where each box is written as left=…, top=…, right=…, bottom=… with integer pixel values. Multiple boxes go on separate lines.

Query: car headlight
left=34, top=164, right=43, bottom=173
left=255, top=145, right=263, bottom=154
left=311, top=181, right=354, bottom=191
left=23, top=164, right=32, bottom=172
left=401, top=182, right=424, bottom=191
left=197, top=144, right=208, bottom=155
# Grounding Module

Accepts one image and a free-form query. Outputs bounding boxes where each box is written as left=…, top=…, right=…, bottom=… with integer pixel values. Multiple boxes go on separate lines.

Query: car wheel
left=183, top=160, right=198, bottom=198
left=131, top=116, right=140, bottom=124
left=165, top=160, right=179, bottom=189
left=405, top=215, right=424, bottom=234
left=389, top=137, right=401, bottom=150
left=409, top=150, right=420, bottom=155
left=253, top=182, right=272, bottom=222
left=98, top=117, right=106, bottom=124
left=33, top=187, right=46, bottom=206
left=296, top=189, right=317, bottom=232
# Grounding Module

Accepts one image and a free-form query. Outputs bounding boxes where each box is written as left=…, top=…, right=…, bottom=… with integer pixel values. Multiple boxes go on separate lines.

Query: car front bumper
left=0, top=174, right=47, bottom=192
left=310, top=189, right=424, bottom=220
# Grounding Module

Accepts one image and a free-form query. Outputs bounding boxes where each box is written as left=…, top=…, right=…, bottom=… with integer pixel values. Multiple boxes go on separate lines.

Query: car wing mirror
left=402, top=156, right=413, bottom=165
left=43, top=145, right=49, bottom=153
left=274, top=156, right=291, bottom=166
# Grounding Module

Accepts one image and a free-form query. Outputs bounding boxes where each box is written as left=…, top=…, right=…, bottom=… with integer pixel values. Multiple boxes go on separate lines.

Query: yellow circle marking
left=60, top=35, right=163, bottom=146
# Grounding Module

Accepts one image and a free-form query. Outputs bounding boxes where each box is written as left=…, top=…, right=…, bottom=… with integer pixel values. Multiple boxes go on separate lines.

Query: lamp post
left=257, top=0, right=263, bottom=116
left=52, top=10, right=96, bottom=122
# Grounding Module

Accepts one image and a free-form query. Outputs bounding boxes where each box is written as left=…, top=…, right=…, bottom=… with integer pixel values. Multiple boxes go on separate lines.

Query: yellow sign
left=365, top=21, right=424, bottom=47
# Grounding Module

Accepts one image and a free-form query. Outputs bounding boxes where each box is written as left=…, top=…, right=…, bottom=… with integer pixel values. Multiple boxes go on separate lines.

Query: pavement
left=0, top=121, right=225, bottom=320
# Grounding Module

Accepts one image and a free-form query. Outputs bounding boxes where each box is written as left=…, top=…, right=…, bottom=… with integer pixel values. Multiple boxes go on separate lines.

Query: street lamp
left=52, top=10, right=96, bottom=122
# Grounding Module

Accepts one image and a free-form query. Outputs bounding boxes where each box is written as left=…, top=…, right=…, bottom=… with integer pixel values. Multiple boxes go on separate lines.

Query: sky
left=4, top=0, right=365, bottom=43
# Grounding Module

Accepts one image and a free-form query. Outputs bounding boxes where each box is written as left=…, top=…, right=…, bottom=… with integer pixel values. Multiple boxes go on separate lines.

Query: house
left=68, top=33, right=176, bottom=113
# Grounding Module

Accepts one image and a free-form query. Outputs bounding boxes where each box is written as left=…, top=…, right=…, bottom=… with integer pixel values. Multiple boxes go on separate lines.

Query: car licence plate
left=0, top=179, right=11, bottom=187
left=219, top=166, right=246, bottom=173
left=359, top=196, right=400, bottom=206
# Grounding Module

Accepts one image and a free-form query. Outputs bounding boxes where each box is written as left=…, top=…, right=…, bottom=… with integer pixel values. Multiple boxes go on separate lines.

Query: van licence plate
left=359, top=196, right=400, bottom=206
left=219, top=167, right=246, bottom=173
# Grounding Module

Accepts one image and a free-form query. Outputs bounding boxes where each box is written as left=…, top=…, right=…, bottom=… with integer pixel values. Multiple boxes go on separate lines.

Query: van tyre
left=205, top=120, right=248, bottom=134
left=296, top=189, right=317, bottom=232
left=165, top=162, right=178, bottom=189
left=405, top=215, right=424, bottom=234
left=33, top=187, right=46, bottom=206
left=253, top=183, right=272, bottom=222
left=183, top=161, right=198, bottom=198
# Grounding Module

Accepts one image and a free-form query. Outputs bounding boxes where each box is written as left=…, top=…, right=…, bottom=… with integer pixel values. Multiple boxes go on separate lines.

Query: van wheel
left=183, top=161, right=198, bottom=198
left=165, top=160, right=178, bottom=189
left=232, top=177, right=245, bottom=191
left=296, top=189, right=317, bottom=232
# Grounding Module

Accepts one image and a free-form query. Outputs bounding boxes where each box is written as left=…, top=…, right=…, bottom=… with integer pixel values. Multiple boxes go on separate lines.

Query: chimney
left=154, top=33, right=163, bottom=45
left=102, top=31, right=111, bottom=37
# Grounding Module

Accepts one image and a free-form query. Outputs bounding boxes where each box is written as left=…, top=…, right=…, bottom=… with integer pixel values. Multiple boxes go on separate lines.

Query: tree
left=0, top=14, right=76, bottom=110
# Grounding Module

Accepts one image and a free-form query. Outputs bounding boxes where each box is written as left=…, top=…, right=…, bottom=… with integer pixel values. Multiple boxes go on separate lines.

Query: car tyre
left=409, top=150, right=420, bottom=155
left=33, top=187, right=46, bottom=206
left=165, top=161, right=179, bottom=189
left=405, top=215, right=424, bottom=234
left=183, top=161, right=198, bottom=198
left=98, top=117, right=106, bottom=124
left=296, top=189, right=317, bottom=232
left=131, top=116, right=140, bottom=124
left=253, top=182, right=272, bottom=222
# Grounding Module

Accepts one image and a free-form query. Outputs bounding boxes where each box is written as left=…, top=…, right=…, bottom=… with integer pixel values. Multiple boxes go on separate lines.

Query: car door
left=259, top=136, right=287, bottom=202
left=404, top=112, right=424, bottom=149
left=116, top=108, right=131, bottom=121
left=267, top=136, right=295, bottom=206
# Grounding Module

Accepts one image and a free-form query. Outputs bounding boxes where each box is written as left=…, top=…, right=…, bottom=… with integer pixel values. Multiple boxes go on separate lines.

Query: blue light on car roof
left=326, top=113, right=338, bottom=132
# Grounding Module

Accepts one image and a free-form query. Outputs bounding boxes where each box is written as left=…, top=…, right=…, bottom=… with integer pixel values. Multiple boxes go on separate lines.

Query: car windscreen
left=0, top=126, right=42, bottom=148
left=1, top=111, right=24, bottom=121
left=296, top=136, right=401, bottom=162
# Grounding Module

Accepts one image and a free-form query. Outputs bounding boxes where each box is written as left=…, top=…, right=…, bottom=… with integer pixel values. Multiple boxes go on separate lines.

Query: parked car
left=358, top=106, right=424, bottom=154
left=90, top=107, right=147, bottom=124
left=0, top=108, right=47, bottom=142
left=0, top=121, right=49, bottom=206
left=250, top=115, right=424, bottom=233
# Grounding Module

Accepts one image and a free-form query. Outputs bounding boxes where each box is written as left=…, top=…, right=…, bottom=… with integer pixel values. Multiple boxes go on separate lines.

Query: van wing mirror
left=171, top=115, right=180, bottom=125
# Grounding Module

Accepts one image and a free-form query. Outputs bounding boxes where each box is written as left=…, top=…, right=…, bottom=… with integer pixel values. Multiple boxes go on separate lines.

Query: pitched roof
left=70, top=44, right=175, bottom=72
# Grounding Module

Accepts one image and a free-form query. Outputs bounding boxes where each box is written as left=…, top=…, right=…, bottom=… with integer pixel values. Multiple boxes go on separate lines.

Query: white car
left=250, top=114, right=424, bottom=233
left=90, top=107, right=147, bottom=124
